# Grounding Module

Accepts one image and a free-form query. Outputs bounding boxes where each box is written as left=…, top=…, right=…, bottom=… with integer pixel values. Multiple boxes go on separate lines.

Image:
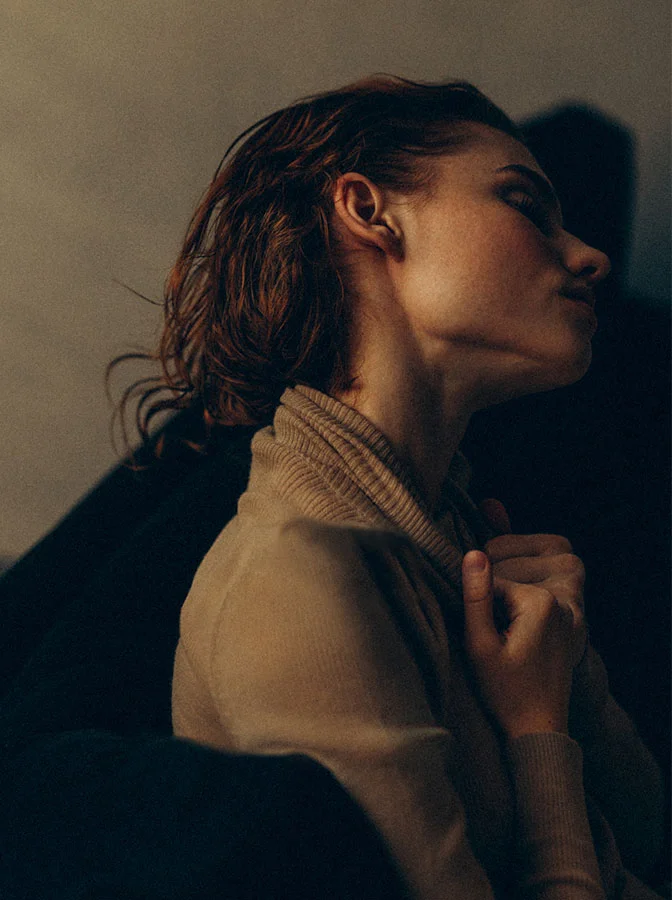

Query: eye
left=503, top=188, right=554, bottom=236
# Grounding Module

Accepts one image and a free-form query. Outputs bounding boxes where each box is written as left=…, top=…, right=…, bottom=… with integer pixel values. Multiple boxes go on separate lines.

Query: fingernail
left=464, top=551, right=486, bottom=571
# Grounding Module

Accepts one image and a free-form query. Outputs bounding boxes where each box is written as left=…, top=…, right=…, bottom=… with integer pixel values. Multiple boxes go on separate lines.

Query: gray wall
left=1, top=0, right=669, bottom=560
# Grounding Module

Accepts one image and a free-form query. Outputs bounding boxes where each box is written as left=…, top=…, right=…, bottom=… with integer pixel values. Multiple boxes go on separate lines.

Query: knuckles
left=499, top=580, right=556, bottom=609
left=532, top=586, right=557, bottom=610
left=556, top=553, right=585, bottom=581
left=546, top=535, right=574, bottom=554
left=485, top=533, right=575, bottom=561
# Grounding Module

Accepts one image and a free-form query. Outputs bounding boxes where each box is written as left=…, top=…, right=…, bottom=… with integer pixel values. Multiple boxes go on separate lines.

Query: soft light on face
left=389, top=123, right=611, bottom=407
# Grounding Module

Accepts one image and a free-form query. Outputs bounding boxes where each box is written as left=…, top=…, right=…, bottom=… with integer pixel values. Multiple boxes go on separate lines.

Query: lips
left=560, top=288, right=598, bottom=332
left=560, top=287, right=595, bottom=309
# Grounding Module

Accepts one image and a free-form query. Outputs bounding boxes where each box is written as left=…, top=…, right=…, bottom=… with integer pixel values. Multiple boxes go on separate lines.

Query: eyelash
left=504, top=190, right=553, bottom=235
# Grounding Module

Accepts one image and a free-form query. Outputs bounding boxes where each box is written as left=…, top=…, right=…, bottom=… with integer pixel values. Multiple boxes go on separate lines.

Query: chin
left=555, top=343, right=593, bottom=386
left=483, top=347, right=593, bottom=408
left=535, top=357, right=593, bottom=395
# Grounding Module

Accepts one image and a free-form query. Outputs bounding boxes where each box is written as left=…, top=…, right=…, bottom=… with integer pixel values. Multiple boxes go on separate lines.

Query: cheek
left=403, top=213, right=556, bottom=336
left=480, top=227, right=551, bottom=288
left=450, top=232, right=549, bottom=320
left=488, top=252, right=566, bottom=345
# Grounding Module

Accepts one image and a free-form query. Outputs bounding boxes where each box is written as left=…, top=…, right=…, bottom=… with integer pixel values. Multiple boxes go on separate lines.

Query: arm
left=462, top=551, right=606, bottom=899
left=569, top=642, right=665, bottom=879
left=180, top=519, right=606, bottom=899
left=480, top=498, right=665, bottom=885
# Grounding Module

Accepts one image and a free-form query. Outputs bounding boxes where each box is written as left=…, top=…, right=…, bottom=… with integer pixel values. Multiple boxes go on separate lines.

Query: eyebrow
left=496, top=163, right=563, bottom=219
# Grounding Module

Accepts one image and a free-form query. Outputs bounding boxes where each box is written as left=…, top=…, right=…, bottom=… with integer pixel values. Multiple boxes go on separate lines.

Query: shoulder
left=225, top=516, right=412, bottom=625
left=198, top=513, right=410, bottom=598
left=266, top=517, right=411, bottom=581
left=178, top=513, right=454, bottom=733
left=183, top=513, right=427, bottom=677
left=180, top=514, right=411, bottom=638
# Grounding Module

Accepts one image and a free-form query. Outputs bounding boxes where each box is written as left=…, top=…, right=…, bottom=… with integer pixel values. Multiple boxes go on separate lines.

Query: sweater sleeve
left=181, top=520, right=605, bottom=900
left=568, top=643, right=666, bottom=880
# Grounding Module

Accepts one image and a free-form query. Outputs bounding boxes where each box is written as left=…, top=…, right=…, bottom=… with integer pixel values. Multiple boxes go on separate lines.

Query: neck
left=334, top=346, right=476, bottom=515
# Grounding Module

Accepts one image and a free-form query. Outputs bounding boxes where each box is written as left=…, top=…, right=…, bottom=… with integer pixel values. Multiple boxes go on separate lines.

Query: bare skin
left=331, top=122, right=610, bottom=514
left=481, top=498, right=588, bottom=669
left=330, top=123, right=611, bottom=738
left=464, top=499, right=588, bottom=738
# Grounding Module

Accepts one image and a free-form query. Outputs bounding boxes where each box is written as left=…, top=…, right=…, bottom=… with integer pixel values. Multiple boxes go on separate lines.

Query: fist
left=480, top=499, right=588, bottom=668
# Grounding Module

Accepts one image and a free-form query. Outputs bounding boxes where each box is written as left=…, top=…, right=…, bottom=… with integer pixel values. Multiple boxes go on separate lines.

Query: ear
left=332, top=173, right=403, bottom=260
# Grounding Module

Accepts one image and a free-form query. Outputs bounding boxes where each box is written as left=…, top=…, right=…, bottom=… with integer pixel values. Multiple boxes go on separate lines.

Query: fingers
left=469, top=505, right=585, bottom=678
left=462, top=551, right=499, bottom=657
left=485, top=532, right=573, bottom=562
left=479, top=501, right=574, bottom=563
left=480, top=498, right=512, bottom=535
left=499, top=582, right=573, bottom=659
left=495, top=575, right=585, bottom=618
left=492, top=553, right=585, bottom=587
left=464, top=559, right=575, bottom=668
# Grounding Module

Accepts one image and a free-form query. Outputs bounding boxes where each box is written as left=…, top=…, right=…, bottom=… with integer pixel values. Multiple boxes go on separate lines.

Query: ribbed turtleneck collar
left=249, top=384, right=496, bottom=588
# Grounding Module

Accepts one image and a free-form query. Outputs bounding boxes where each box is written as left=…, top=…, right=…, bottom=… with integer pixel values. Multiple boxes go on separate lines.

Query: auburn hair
left=107, top=74, right=522, bottom=458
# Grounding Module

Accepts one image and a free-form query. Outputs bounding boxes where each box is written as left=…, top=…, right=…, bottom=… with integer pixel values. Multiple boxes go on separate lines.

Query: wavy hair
left=107, top=74, right=522, bottom=459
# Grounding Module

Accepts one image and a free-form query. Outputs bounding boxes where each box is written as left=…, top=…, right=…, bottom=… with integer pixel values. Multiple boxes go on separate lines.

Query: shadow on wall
left=464, top=102, right=671, bottom=797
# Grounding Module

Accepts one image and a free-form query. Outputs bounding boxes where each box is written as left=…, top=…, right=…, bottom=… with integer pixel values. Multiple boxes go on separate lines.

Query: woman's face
left=389, top=122, right=612, bottom=404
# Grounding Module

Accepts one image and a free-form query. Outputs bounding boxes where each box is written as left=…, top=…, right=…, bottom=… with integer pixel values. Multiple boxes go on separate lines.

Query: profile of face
left=333, top=122, right=612, bottom=410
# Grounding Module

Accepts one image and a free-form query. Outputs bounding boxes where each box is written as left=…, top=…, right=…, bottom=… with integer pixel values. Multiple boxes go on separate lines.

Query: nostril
left=591, top=257, right=611, bottom=284
left=582, top=250, right=611, bottom=285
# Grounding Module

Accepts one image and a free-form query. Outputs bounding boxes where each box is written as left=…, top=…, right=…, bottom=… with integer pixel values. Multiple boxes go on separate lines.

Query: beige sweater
left=172, top=385, right=664, bottom=899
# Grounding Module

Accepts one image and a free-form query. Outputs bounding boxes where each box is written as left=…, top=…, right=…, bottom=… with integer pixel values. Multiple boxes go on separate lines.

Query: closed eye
left=503, top=188, right=554, bottom=236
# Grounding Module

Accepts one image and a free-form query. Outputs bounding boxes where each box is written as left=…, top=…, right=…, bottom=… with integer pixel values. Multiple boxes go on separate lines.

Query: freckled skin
left=331, top=122, right=611, bottom=508
left=386, top=124, right=610, bottom=406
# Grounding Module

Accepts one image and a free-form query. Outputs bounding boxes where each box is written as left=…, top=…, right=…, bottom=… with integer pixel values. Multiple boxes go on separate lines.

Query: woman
left=126, top=76, right=664, bottom=897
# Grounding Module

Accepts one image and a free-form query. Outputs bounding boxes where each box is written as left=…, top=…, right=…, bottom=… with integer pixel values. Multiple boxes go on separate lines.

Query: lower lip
left=562, top=296, right=598, bottom=331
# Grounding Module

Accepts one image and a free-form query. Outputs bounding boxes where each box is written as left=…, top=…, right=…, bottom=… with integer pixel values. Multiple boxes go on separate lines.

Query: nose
left=560, top=231, right=612, bottom=286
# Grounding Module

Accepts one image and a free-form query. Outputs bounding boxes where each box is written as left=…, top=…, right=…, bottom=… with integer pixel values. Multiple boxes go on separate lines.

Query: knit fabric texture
left=173, top=385, right=664, bottom=899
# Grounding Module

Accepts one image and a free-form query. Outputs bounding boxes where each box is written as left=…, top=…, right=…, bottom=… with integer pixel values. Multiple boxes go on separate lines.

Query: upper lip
left=560, top=286, right=595, bottom=308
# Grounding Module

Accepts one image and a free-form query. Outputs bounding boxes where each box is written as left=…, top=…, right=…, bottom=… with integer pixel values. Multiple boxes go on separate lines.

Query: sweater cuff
left=506, top=732, right=605, bottom=898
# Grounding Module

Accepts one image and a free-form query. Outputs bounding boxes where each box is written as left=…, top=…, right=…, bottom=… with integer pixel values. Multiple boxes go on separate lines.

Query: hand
left=462, top=549, right=575, bottom=739
left=480, top=499, right=588, bottom=668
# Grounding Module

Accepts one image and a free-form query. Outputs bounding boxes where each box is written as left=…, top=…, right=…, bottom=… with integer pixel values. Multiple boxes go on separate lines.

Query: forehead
left=433, top=122, right=547, bottom=184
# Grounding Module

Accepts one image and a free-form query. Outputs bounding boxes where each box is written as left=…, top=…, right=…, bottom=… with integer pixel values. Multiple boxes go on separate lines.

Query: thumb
left=462, top=551, right=498, bottom=657
left=480, top=498, right=512, bottom=535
